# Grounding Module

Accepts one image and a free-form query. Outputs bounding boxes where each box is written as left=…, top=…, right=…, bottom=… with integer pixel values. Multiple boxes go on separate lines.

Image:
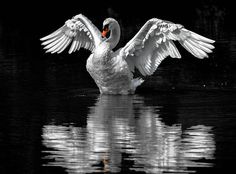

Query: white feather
left=69, top=39, right=77, bottom=54
left=169, top=40, right=181, bottom=58
left=58, top=39, right=72, bottom=53
left=190, top=31, right=215, bottom=43
left=188, top=39, right=213, bottom=53
left=44, top=35, right=65, bottom=50
left=46, top=36, right=67, bottom=53
left=51, top=37, right=69, bottom=53
left=41, top=34, right=61, bottom=46
left=40, top=28, right=63, bottom=41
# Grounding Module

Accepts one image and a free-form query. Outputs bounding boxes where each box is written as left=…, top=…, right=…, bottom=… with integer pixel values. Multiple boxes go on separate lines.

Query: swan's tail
left=130, top=78, right=144, bottom=93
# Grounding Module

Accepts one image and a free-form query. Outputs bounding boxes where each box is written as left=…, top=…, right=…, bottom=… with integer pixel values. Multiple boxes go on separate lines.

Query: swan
left=40, top=14, right=215, bottom=94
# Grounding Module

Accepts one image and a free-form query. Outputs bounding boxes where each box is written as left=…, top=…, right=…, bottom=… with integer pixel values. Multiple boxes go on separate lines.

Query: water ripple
left=42, top=95, right=215, bottom=173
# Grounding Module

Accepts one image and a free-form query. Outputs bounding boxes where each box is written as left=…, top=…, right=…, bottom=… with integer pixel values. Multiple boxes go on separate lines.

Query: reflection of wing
left=182, top=125, right=215, bottom=161
left=40, top=14, right=102, bottom=54
left=120, top=18, right=215, bottom=76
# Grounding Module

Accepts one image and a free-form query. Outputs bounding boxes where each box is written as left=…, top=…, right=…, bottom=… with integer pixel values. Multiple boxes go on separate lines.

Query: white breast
left=86, top=50, right=133, bottom=94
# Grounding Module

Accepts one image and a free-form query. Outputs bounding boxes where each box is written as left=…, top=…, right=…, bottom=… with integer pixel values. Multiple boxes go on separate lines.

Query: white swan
left=40, top=14, right=215, bottom=94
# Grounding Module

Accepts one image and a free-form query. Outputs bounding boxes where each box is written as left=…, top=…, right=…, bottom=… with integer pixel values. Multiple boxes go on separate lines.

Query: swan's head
left=102, top=18, right=119, bottom=39
left=101, top=18, right=120, bottom=49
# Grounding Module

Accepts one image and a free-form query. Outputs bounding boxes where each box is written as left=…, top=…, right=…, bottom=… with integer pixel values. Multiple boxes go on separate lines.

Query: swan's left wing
left=40, top=14, right=102, bottom=54
left=120, top=18, right=215, bottom=76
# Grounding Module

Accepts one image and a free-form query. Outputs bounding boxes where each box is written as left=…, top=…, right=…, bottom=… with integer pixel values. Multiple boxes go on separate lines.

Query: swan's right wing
left=40, top=14, right=102, bottom=54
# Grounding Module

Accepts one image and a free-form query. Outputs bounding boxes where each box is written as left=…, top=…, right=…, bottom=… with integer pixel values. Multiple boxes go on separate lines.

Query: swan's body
left=86, top=45, right=134, bottom=94
left=40, top=14, right=215, bottom=94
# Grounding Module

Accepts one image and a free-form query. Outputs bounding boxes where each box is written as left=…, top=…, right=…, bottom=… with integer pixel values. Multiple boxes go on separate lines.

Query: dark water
left=1, top=85, right=236, bottom=173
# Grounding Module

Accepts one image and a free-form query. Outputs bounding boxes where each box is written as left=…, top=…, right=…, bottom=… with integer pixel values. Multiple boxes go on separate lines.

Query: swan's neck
left=106, top=23, right=120, bottom=50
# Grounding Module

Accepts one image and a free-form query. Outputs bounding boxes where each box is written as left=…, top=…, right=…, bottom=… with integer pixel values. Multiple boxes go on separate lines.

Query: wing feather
left=180, top=40, right=200, bottom=58
left=185, top=40, right=208, bottom=58
left=40, top=14, right=102, bottom=54
left=49, top=36, right=68, bottom=53
left=169, top=40, right=181, bottom=58
left=189, top=30, right=215, bottom=43
left=57, top=38, right=72, bottom=53
left=40, top=26, right=64, bottom=41
left=46, top=35, right=66, bottom=53
left=44, top=34, right=65, bottom=50
left=42, top=34, right=62, bottom=46
left=69, top=37, right=77, bottom=54
left=187, top=39, right=212, bottom=53
left=120, top=18, right=215, bottom=76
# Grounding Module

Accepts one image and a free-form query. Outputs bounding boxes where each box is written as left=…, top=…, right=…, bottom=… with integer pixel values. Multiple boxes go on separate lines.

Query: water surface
left=41, top=93, right=218, bottom=173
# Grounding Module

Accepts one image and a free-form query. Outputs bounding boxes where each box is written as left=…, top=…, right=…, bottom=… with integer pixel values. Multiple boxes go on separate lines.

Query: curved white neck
left=106, top=23, right=120, bottom=50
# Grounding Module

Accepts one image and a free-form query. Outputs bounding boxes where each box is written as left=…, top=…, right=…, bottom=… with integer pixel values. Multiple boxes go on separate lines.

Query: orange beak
left=102, top=28, right=109, bottom=38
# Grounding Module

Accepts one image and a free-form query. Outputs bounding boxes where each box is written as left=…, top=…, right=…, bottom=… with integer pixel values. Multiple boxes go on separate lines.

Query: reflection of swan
left=40, top=14, right=214, bottom=94
left=42, top=95, right=215, bottom=173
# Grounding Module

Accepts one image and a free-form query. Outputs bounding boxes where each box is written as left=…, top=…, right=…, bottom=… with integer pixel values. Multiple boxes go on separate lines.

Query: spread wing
left=40, top=14, right=102, bottom=54
left=120, top=18, right=215, bottom=76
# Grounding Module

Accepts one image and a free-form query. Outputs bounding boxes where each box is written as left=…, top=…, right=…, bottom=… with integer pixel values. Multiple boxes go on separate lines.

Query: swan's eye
left=103, top=24, right=109, bottom=30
